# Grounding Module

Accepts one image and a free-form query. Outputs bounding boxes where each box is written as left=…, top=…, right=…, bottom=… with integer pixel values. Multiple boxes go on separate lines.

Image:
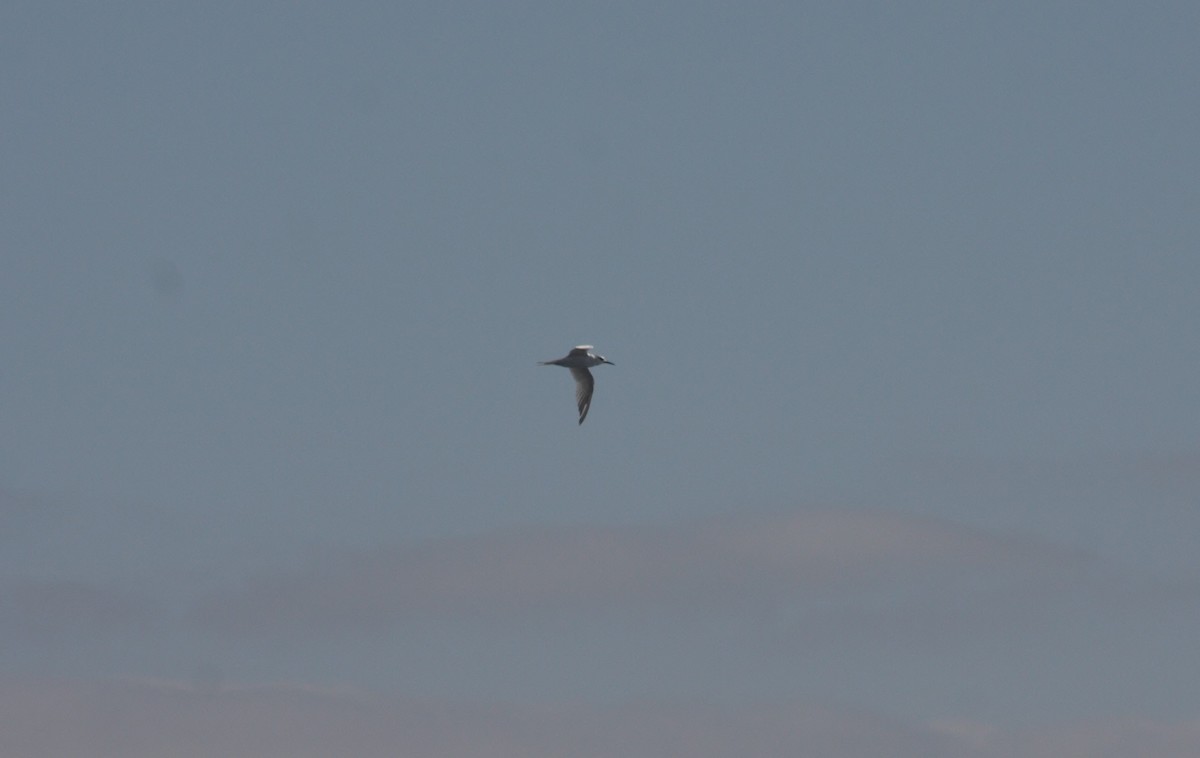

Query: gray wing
left=569, top=366, right=595, bottom=424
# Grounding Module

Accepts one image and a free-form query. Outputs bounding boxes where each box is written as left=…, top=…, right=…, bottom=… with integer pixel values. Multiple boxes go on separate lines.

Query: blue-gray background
left=2, top=2, right=1198, bottom=755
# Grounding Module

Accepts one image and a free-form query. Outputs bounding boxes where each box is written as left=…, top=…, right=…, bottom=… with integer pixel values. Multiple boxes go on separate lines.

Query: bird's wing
left=569, top=366, right=595, bottom=424
left=568, top=345, right=593, bottom=356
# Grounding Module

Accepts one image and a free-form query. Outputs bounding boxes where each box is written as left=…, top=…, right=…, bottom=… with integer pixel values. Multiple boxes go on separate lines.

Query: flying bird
left=538, top=345, right=614, bottom=424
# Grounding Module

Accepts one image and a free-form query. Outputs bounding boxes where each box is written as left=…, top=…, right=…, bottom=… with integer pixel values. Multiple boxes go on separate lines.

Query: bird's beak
left=604, top=359, right=615, bottom=365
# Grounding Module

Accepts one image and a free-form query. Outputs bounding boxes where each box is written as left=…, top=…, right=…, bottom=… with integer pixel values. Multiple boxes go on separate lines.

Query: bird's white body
left=539, top=345, right=614, bottom=424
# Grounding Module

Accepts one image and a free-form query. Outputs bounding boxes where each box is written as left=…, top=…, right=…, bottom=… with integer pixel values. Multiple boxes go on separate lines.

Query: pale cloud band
left=1, top=678, right=1196, bottom=758
left=193, top=509, right=1092, bottom=635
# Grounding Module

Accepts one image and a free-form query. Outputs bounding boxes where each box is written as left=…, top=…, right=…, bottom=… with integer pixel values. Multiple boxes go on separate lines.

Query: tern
left=539, top=345, right=614, bottom=424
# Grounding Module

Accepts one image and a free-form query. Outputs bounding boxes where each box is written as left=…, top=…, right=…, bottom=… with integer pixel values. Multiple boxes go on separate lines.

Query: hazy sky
left=3, top=1, right=1199, bottom=755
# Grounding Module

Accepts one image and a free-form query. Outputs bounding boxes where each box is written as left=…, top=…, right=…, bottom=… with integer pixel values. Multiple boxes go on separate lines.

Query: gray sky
left=3, top=1, right=1199, bottom=755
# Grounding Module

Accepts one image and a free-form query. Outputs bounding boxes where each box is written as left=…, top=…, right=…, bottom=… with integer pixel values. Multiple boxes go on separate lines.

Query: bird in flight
left=539, top=345, right=614, bottom=424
